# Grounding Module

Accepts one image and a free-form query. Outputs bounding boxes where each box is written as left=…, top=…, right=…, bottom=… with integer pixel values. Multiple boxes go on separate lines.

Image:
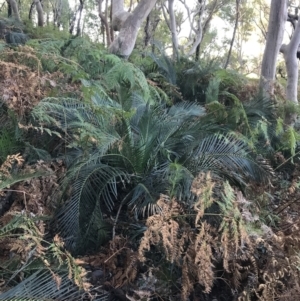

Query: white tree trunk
left=281, top=17, right=300, bottom=125
left=109, top=0, right=158, bottom=58
left=259, top=0, right=287, bottom=97
left=281, top=21, right=300, bottom=104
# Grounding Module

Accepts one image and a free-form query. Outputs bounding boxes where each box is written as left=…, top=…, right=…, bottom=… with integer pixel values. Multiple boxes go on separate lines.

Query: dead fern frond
left=191, top=172, right=215, bottom=226
left=0, top=153, right=24, bottom=180
left=138, top=197, right=183, bottom=264
left=194, top=221, right=215, bottom=293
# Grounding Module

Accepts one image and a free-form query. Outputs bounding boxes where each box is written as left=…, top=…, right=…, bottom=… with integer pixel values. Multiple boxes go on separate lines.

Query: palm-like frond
left=148, top=50, right=177, bottom=85
left=191, top=133, right=268, bottom=185
left=0, top=269, right=109, bottom=301
left=56, top=159, right=127, bottom=250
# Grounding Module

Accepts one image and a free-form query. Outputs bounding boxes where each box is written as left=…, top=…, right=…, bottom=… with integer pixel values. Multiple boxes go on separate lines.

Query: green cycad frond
left=56, top=160, right=127, bottom=250
left=243, top=96, right=276, bottom=126
left=148, top=50, right=177, bottom=85
left=0, top=269, right=110, bottom=301
left=192, top=133, right=268, bottom=185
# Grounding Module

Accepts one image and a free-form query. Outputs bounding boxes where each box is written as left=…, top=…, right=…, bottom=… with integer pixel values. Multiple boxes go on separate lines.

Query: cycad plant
left=31, top=88, right=269, bottom=254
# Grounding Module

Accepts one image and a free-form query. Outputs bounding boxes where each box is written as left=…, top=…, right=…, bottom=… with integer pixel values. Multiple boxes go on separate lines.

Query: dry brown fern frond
left=191, top=172, right=215, bottom=226
left=78, top=236, right=139, bottom=288
left=0, top=60, right=42, bottom=116
left=0, top=153, right=24, bottom=178
left=0, top=154, right=24, bottom=198
left=138, top=197, right=183, bottom=264
left=180, top=222, right=217, bottom=299
left=194, top=221, right=215, bottom=293
left=7, top=160, right=64, bottom=216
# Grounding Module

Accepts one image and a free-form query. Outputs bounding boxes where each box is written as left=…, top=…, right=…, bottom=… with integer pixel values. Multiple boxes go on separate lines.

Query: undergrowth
left=1, top=30, right=300, bottom=301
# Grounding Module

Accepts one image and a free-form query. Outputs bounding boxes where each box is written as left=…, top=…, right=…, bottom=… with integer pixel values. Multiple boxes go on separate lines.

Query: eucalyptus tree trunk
left=187, top=0, right=206, bottom=56
left=98, top=0, right=111, bottom=46
left=224, top=0, right=241, bottom=69
left=109, top=0, right=158, bottom=58
left=259, top=0, right=287, bottom=97
left=280, top=16, right=300, bottom=125
left=35, top=0, right=44, bottom=27
left=143, top=4, right=161, bottom=51
left=69, top=8, right=77, bottom=34
left=168, top=0, right=179, bottom=59
left=9, top=0, right=21, bottom=22
left=54, top=0, right=62, bottom=28
left=76, top=0, right=84, bottom=36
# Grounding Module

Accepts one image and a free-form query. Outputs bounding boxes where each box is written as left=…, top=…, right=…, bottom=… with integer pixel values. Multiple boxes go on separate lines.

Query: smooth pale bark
left=168, top=0, right=179, bottom=59
left=34, top=0, right=44, bottom=27
left=224, top=0, right=241, bottom=69
left=9, top=0, right=20, bottom=22
left=111, top=0, right=129, bottom=31
left=281, top=18, right=300, bottom=125
left=259, top=0, right=287, bottom=97
left=109, top=0, right=158, bottom=57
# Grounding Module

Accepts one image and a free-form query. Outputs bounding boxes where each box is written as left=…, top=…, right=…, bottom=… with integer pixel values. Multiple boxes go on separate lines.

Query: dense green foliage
left=1, top=21, right=300, bottom=301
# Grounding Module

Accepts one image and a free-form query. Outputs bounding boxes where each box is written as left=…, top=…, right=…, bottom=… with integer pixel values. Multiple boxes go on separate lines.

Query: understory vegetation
left=1, top=27, right=300, bottom=301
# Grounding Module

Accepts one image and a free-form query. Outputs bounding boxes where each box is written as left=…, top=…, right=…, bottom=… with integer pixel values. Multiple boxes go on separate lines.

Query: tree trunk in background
left=7, top=0, right=12, bottom=18
left=224, top=0, right=241, bottom=69
left=109, top=0, right=158, bottom=58
left=109, top=0, right=114, bottom=42
left=111, top=0, right=129, bottom=31
left=69, top=8, right=77, bottom=34
left=144, top=14, right=151, bottom=47
left=28, top=2, right=35, bottom=20
left=76, top=0, right=84, bottom=36
left=281, top=16, right=300, bottom=125
left=54, top=0, right=62, bottom=28
left=35, top=0, right=44, bottom=27
left=259, top=0, right=287, bottom=97
left=187, top=0, right=206, bottom=56
left=143, top=6, right=160, bottom=50
left=9, top=0, right=21, bottom=22
left=46, top=0, right=50, bottom=26
left=98, top=0, right=111, bottom=46
left=168, top=0, right=178, bottom=59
